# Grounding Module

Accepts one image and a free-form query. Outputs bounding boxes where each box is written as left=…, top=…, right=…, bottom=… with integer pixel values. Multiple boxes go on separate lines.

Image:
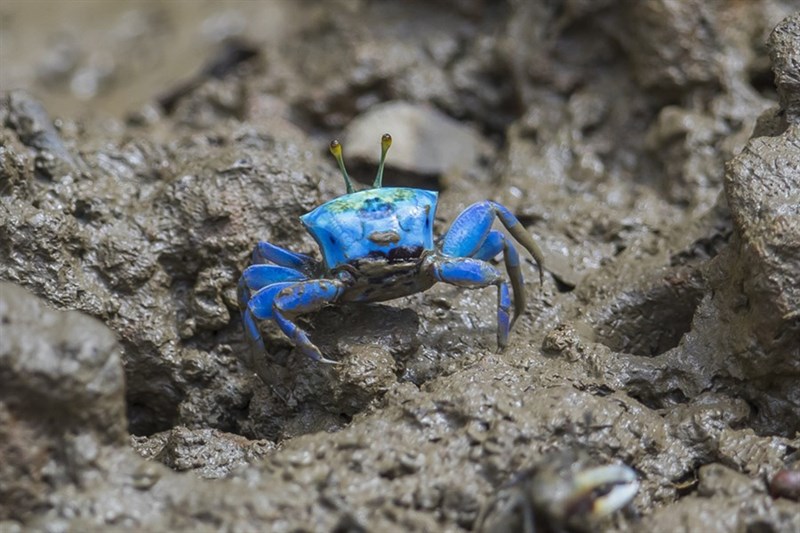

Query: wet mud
left=1, top=1, right=799, bottom=531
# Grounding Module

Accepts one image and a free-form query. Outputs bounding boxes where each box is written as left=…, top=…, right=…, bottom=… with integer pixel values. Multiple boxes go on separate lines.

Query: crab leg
left=242, top=281, right=297, bottom=351
left=441, top=201, right=545, bottom=286
left=472, top=230, right=525, bottom=326
left=252, top=241, right=318, bottom=275
left=271, top=279, right=347, bottom=364
left=241, top=264, right=307, bottom=291
left=471, top=229, right=504, bottom=261
left=426, top=257, right=512, bottom=350
left=241, top=309, right=264, bottom=351
left=238, top=265, right=308, bottom=350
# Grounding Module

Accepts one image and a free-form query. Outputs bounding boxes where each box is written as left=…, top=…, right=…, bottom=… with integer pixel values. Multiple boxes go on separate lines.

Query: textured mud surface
left=1, top=1, right=799, bottom=531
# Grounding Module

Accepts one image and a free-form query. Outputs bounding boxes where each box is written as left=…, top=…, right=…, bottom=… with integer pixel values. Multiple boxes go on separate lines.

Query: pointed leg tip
left=300, top=345, right=340, bottom=365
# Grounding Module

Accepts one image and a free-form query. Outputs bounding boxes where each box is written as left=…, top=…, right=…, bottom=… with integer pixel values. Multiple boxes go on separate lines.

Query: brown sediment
left=1, top=2, right=799, bottom=531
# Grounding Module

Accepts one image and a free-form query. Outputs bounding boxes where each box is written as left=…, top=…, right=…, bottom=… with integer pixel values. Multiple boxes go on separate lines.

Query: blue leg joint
left=272, top=279, right=346, bottom=364
left=240, top=242, right=320, bottom=355
left=427, top=257, right=511, bottom=350
left=252, top=241, right=318, bottom=275
left=241, top=264, right=307, bottom=292
left=442, top=219, right=541, bottom=326
left=441, top=201, right=545, bottom=286
left=473, top=230, right=504, bottom=261
left=240, top=281, right=297, bottom=352
left=248, top=282, right=297, bottom=320
left=242, top=307, right=265, bottom=351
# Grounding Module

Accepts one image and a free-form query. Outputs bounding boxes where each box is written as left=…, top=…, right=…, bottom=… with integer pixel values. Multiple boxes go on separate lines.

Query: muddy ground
left=1, top=1, right=799, bottom=531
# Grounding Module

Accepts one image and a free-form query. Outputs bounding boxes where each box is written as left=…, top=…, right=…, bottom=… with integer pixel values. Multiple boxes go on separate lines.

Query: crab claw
left=476, top=458, right=639, bottom=533
left=568, top=463, right=640, bottom=517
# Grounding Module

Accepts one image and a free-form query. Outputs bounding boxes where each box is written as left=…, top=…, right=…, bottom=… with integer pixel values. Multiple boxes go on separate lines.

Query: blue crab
left=238, top=134, right=545, bottom=363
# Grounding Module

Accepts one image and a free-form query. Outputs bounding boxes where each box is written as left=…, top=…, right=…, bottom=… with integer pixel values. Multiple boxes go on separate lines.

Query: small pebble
left=769, top=468, right=800, bottom=501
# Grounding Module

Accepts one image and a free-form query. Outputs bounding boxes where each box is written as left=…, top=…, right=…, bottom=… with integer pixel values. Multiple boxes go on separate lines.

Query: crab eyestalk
left=329, top=139, right=355, bottom=194
left=373, top=133, right=392, bottom=188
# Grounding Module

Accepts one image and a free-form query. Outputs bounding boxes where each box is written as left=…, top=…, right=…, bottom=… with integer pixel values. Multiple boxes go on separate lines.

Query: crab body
left=238, top=135, right=545, bottom=363
left=302, top=187, right=437, bottom=270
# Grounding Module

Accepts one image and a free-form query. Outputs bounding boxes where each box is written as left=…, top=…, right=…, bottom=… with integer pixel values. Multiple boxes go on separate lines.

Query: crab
left=475, top=450, right=639, bottom=532
left=237, top=133, right=545, bottom=363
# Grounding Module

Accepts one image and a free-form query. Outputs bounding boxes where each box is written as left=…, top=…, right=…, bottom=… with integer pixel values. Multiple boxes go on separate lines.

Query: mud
left=1, top=1, right=799, bottom=531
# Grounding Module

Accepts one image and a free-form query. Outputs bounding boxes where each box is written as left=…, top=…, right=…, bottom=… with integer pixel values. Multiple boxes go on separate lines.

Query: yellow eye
left=329, top=139, right=354, bottom=194
left=374, top=133, right=392, bottom=189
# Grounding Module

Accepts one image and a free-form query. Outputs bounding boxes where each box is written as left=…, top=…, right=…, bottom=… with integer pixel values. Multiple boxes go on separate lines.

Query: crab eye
left=373, top=133, right=392, bottom=189
left=329, top=139, right=355, bottom=194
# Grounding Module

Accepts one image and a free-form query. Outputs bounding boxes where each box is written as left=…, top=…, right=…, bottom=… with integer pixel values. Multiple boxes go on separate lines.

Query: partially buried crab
left=475, top=450, right=639, bottom=532
left=238, top=133, right=545, bottom=363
